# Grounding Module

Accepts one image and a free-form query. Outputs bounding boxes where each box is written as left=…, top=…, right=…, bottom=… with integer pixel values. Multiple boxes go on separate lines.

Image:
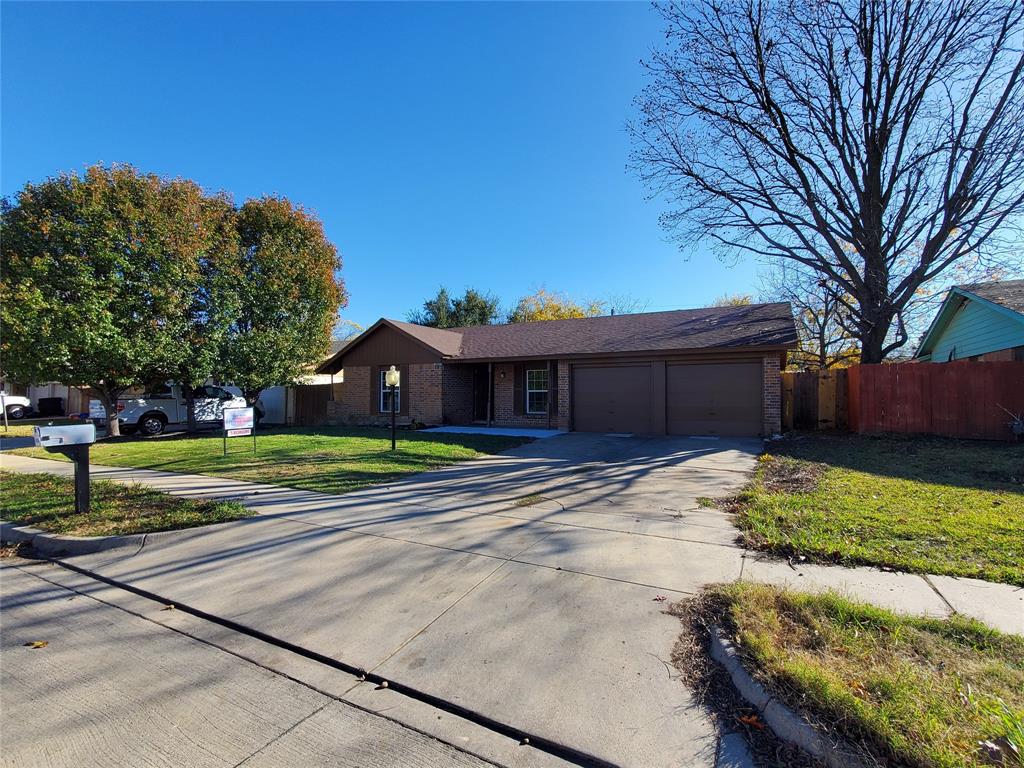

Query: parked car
left=1, top=391, right=34, bottom=420
left=90, top=384, right=257, bottom=436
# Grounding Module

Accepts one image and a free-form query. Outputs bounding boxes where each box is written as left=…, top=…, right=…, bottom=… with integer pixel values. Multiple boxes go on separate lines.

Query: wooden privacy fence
left=848, top=361, right=1024, bottom=441
left=781, top=369, right=850, bottom=431
left=783, top=361, right=1024, bottom=441
left=292, top=384, right=333, bottom=426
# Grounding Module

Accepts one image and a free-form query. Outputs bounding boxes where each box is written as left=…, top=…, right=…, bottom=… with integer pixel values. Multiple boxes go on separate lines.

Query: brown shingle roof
left=960, top=279, right=1024, bottom=314
left=384, top=319, right=464, bottom=357
left=318, top=303, right=797, bottom=372
left=448, top=302, right=796, bottom=360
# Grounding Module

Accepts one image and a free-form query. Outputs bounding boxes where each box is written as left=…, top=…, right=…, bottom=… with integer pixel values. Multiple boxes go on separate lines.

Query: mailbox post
left=33, top=424, right=96, bottom=515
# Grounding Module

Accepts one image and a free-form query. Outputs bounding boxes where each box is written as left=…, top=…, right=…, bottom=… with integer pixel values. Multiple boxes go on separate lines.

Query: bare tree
left=761, top=262, right=859, bottom=369
left=631, top=0, right=1024, bottom=363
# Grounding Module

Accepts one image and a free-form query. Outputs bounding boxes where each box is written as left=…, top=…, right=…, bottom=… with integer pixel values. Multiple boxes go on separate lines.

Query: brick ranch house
left=316, top=302, right=797, bottom=437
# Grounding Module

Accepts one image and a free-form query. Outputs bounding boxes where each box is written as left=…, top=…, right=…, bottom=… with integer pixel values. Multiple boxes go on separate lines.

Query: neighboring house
left=915, top=279, right=1024, bottom=363
left=316, top=303, right=797, bottom=437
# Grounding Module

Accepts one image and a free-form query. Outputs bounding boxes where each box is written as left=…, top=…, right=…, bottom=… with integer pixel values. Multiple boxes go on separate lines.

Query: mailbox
left=32, top=423, right=95, bottom=514
left=33, top=424, right=96, bottom=450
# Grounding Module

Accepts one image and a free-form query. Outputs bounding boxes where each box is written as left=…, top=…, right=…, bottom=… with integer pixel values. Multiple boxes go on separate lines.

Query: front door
left=472, top=365, right=490, bottom=421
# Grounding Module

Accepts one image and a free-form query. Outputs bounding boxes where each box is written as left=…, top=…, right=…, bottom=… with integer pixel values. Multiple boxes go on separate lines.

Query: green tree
left=169, top=194, right=240, bottom=432
left=407, top=287, right=500, bottom=328
left=1, top=165, right=226, bottom=436
left=219, top=197, right=346, bottom=403
left=507, top=288, right=604, bottom=323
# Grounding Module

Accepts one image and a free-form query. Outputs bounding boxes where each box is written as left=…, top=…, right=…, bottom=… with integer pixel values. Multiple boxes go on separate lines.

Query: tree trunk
left=859, top=321, right=889, bottom=364
left=100, top=391, right=121, bottom=437
left=183, top=385, right=197, bottom=434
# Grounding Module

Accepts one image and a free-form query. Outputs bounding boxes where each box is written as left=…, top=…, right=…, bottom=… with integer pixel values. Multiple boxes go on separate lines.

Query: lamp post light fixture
left=385, top=365, right=400, bottom=451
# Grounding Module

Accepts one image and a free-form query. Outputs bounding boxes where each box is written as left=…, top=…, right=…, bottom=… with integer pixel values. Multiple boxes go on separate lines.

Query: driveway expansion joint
left=38, top=557, right=618, bottom=768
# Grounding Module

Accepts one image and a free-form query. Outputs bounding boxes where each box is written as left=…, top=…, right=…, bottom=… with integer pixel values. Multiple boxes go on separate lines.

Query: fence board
left=851, top=361, right=1024, bottom=441
left=817, top=370, right=837, bottom=429
left=293, top=384, right=333, bottom=426
left=781, top=372, right=796, bottom=431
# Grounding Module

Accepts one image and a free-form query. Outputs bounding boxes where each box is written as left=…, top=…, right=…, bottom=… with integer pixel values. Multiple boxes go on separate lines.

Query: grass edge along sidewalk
left=715, top=434, right=1024, bottom=586
left=11, top=426, right=532, bottom=496
left=0, top=470, right=251, bottom=537
left=677, top=582, right=1024, bottom=768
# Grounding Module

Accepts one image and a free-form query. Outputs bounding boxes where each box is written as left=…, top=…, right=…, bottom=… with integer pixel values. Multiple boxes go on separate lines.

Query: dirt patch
left=513, top=494, right=545, bottom=507
left=668, top=594, right=824, bottom=768
left=759, top=456, right=825, bottom=494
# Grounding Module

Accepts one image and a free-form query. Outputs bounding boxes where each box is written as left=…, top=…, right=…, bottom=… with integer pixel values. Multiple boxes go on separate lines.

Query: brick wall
left=556, top=359, right=570, bottom=430
left=442, top=365, right=475, bottom=425
left=762, top=354, right=782, bottom=436
left=491, top=362, right=560, bottom=428
left=330, top=364, right=442, bottom=427
left=409, top=363, right=442, bottom=425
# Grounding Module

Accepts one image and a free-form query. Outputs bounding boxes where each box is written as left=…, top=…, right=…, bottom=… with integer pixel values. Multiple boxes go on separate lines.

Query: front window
left=526, top=368, right=548, bottom=414
left=380, top=370, right=400, bottom=413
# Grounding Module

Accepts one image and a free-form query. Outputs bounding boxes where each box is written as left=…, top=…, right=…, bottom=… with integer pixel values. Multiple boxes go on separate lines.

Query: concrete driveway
left=19, top=433, right=761, bottom=767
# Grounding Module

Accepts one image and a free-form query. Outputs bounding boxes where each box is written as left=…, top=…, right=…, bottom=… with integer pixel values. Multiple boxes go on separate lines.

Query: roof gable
left=317, top=319, right=460, bottom=373
left=916, top=283, right=1024, bottom=359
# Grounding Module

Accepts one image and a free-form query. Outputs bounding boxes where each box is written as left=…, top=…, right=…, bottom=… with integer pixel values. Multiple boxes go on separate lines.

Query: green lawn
left=0, top=471, right=251, bottom=537
left=12, top=426, right=530, bottom=495
left=1, top=418, right=78, bottom=439
left=698, top=583, right=1024, bottom=768
left=731, top=434, right=1024, bottom=585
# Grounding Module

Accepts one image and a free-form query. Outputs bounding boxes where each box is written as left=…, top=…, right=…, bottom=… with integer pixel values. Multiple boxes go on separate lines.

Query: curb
left=709, top=624, right=869, bottom=768
left=1, top=520, right=146, bottom=557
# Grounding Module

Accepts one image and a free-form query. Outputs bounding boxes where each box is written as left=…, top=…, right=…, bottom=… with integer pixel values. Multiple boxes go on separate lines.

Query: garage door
left=573, top=365, right=651, bottom=433
left=666, top=362, right=761, bottom=436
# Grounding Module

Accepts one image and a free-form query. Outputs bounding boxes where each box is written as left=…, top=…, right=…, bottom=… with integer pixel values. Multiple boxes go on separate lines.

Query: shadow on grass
left=771, top=432, right=1024, bottom=493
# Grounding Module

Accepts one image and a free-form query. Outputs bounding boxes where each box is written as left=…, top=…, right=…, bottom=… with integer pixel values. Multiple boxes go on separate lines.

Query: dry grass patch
left=686, top=583, right=1024, bottom=768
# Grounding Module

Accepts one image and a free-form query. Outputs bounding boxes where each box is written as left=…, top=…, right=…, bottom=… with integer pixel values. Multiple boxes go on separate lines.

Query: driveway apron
left=27, top=434, right=762, bottom=767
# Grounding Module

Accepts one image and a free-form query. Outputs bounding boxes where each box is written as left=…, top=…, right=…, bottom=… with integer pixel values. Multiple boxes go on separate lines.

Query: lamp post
left=385, top=365, right=400, bottom=451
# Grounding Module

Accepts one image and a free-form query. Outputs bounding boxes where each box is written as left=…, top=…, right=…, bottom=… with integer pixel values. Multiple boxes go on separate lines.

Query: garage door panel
left=666, top=363, right=761, bottom=436
left=573, top=365, right=651, bottom=434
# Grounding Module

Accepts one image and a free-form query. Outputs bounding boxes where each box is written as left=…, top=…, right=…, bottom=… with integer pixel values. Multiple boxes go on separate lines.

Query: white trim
left=525, top=368, right=548, bottom=414
left=379, top=370, right=400, bottom=413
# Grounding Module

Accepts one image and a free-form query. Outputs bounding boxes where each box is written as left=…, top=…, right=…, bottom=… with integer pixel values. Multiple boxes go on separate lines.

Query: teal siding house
left=915, top=279, right=1024, bottom=362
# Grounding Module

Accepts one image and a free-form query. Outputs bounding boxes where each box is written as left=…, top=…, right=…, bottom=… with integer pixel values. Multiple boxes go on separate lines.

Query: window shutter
left=513, top=365, right=524, bottom=416
left=399, top=364, right=409, bottom=416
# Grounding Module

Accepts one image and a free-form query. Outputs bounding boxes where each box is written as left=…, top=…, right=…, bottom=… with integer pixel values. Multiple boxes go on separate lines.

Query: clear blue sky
left=1, top=1, right=760, bottom=330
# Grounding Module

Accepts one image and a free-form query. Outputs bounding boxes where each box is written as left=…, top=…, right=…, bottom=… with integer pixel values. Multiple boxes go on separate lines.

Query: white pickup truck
left=1, top=391, right=34, bottom=420
left=90, top=384, right=255, bottom=436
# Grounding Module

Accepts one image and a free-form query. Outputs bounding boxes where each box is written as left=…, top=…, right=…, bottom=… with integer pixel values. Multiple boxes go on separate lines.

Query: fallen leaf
left=737, top=713, right=765, bottom=730
left=652, top=595, right=668, bottom=602
left=24, top=640, right=48, bottom=649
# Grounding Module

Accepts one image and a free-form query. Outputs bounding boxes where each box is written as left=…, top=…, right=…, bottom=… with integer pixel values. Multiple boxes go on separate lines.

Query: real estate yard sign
left=223, top=406, right=256, bottom=455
